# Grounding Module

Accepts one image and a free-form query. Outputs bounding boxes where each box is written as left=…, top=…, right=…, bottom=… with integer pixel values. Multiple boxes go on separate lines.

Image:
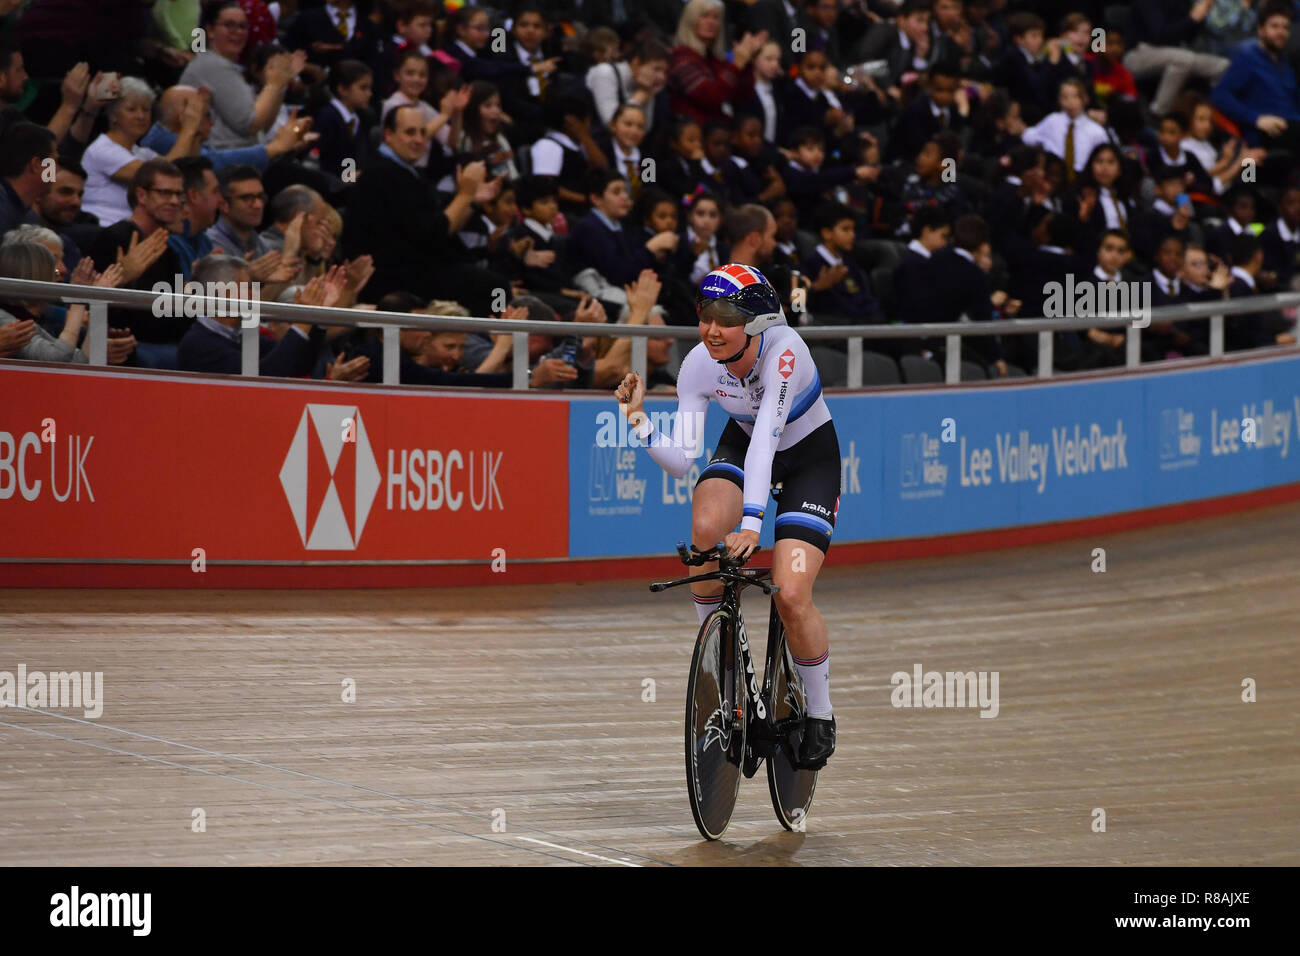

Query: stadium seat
left=809, top=345, right=848, bottom=387
left=900, top=355, right=943, bottom=383
left=960, top=360, right=987, bottom=381
left=861, top=349, right=901, bottom=385
left=999, top=363, right=1029, bottom=378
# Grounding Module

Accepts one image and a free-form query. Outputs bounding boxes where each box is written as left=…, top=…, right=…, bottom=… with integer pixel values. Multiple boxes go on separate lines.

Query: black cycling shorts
left=696, top=418, right=842, bottom=553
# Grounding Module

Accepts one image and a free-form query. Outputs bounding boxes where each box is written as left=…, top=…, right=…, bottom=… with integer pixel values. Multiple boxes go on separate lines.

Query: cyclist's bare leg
left=690, top=479, right=743, bottom=614
left=770, top=539, right=827, bottom=662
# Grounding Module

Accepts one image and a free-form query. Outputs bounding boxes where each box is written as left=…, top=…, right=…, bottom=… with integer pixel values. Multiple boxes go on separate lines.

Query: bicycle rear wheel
left=766, top=607, right=818, bottom=831
left=685, top=608, right=745, bottom=841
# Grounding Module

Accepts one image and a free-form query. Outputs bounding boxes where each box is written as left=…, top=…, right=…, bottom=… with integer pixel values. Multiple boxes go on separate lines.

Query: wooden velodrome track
left=1, top=502, right=1297, bottom=867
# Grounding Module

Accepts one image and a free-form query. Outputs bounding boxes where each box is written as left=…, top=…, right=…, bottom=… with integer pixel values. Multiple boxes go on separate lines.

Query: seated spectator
left=795, top=0, right=846, bottom=67
left=1225, top=231, right=1295, bottom=348
left=89, top=159, right=190, bottom=367
left=893, top=133, right=970, bottom=239
left=1206, top=187, right=1259, bottom=260
left=314, top=59, right=375, bottom=182
left=604, top=104, right=649, bottom=201
left=737, top=40, right=784, bottom=146
left=1145, top=234, right=1200, bottom=360
left=490, top=3, right=560, bottom=145
left=1177, top=93, right=1265, bottom=196
left=588, top=272, right=678, bottom=390
left=1020, top=77, right=1111, bottom=181
left=459, top=177, right=519, bottom=270
left=889, top=60, right=967, bottom=163
left=170, top=155, right=220, bottom=277
left=530, top=91, right=607, bottom=217
left=1006, top=207, right=1090, bottom=371
left=1179, top=241, right=1232, bottom=351
left=180, top=1, right=305, bottom=150
left=142, top=84, right=317, bottom=174
left=177, top=254, right=333, bottom=377
left=285, top=0, right=384, bottom=74
left=668, top=0, right=761, bottom=127
left=455, top=293, right=600, bottom=388
left=81, top=78, right=204, bottom=226
left=1260, top=185, right=1300, bottom=287
left=508, top=175, right=574, bottom=297
left=992, top=12, right=1057, bottom=125
left=1087, top=26, right=1138, bottom=106
left=728, top=114, right=785, bottom=205
left=0, top=240, right=128, bottom=364
left=771, top=195, right=814, bottom=271
left=782, top=49, right=848, bottom=149
left=1141, top=168, right=1199, bottom=258
left=0, top=122, right=56, bottom=240
left=459, top=82, right=519, bottom=181
left=893, top=205, right=950, bottom=327
left=30, top=158, right=91, bottom=275
left=858, top=0, right=939, bottom=90
left=1201, top=0, right=1260, bottom=56
left=654, top=116, right=707, bottom=206
left=676, top=191, right=726, bottom=284
left=587, top=36, right=670, bottom=136
left=931, top=214, right=1008, bottom=373
left=340, top=104, right=508, bottom=314
left=631, top=185, right=684, bottom=281
left=1126, top=0, right=1229, bottom=118
left=1148, top=112, right=1213, bottom=195
left=1068, top=143, right=1145, bottom=259
left=383, top=0, right=439, bottom=86
left=568, top=168, right=667, bottom=303
left=802, top=200, right=880, bottom=325
left=783, top=126, right=878, bottom=222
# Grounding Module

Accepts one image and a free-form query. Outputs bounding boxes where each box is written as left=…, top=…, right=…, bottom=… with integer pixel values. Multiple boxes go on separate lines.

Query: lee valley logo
left=0, top=665, right=103, bottom=718
left=50, top=887, right=150, bottom=936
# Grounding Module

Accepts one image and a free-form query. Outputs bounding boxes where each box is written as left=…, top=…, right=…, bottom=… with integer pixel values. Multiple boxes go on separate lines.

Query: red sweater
left=668, top=46, right=753, bottom=126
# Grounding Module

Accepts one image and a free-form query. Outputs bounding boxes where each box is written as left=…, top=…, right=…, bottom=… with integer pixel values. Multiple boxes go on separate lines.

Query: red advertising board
left=0, top=365, right=569, bottom=565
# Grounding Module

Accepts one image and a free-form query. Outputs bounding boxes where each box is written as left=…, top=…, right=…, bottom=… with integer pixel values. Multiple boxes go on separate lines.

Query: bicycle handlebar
left=649, top=541, right=779, bottom=596
left=675, top=540, right=760, bottom=569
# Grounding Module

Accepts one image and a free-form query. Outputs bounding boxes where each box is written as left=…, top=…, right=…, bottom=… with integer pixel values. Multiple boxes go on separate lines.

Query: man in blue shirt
left=1212, top=2, right=1300, bottom=148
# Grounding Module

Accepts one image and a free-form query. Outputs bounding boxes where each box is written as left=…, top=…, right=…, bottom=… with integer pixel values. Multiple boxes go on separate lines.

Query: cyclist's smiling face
left=698, top=315, right=747, bottom=359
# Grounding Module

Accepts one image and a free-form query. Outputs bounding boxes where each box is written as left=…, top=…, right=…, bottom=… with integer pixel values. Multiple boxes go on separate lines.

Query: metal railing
left=2, top=277, right=1297, bottom=388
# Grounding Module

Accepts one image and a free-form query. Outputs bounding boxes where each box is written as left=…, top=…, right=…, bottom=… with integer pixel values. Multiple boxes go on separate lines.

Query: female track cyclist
left=615, top=263, right=840, bottom=769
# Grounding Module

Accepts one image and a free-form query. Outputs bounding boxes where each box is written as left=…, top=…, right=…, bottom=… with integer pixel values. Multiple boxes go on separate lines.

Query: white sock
left=693, top=591, right=723, bottom=626
left=793, top=651, right=832, bottom=719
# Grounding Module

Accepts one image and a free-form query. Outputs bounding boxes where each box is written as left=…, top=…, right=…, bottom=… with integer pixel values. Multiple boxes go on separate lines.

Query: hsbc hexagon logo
left=279, top=404, right=381, bottom=549
left=778, top=349, right=795, bottom=379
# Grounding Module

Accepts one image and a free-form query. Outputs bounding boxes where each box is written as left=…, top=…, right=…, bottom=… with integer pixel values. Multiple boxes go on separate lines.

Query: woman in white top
left=585, top=36, right=670, bottom=132
left=380, top=49, right=469, bottom=169
left=81, top=78, right=204, bottom=226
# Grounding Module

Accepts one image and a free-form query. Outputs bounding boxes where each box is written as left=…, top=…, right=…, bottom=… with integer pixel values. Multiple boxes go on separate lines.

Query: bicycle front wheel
left=685, top=608, right=745, bottom=841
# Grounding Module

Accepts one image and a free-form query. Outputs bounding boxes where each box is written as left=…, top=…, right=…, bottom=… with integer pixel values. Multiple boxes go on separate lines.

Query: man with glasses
left=206, top=164, right=272, bottom=258
left=87, top=158, right=189, bottom=367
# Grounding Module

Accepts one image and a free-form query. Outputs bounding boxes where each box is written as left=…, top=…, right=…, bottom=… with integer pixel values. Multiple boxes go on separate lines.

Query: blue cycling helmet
left=696, top=263, right=787, bottom=337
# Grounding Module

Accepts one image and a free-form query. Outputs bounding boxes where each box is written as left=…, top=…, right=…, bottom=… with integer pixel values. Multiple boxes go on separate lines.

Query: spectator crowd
left=1, top=0, right=1299, bottom=386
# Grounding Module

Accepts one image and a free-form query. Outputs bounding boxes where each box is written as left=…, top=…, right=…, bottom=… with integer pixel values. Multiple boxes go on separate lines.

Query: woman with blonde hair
left=0, top=242, right=127, bottom=364
left=668, top=0, right=767, bottom=126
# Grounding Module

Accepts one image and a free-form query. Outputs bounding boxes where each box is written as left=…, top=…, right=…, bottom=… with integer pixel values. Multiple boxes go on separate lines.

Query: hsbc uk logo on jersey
left=778, top=349, right=796, bottom=379
left=279, top=404, right=382, bottom=550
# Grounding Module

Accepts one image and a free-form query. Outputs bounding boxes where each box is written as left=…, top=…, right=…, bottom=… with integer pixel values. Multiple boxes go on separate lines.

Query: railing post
left=241, top=324, right=259, bottom=376
left=382, top=325, right=401, bottom=385
left=87, top=300, right=107, bottom=366
left=1126, top=322, right=1141, bottom=368
left=945, top=334, right=960, bottom=383
left=846, top=337, right=862, bottom=388
left=512, top=331, right=528, bottom=390
left=631, top=335, right=647, bottom=383
left=1037, top=330, right=1053, bottom=378
left=1210, top=314, right=1224, bottom=357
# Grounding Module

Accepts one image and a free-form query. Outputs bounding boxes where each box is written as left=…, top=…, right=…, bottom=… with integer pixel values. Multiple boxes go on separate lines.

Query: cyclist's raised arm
left=622, top=350, right=710, bottom=478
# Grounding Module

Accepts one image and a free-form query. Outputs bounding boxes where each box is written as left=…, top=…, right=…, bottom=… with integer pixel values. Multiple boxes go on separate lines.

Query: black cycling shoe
left=797, top=716, right=836, bottom=770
